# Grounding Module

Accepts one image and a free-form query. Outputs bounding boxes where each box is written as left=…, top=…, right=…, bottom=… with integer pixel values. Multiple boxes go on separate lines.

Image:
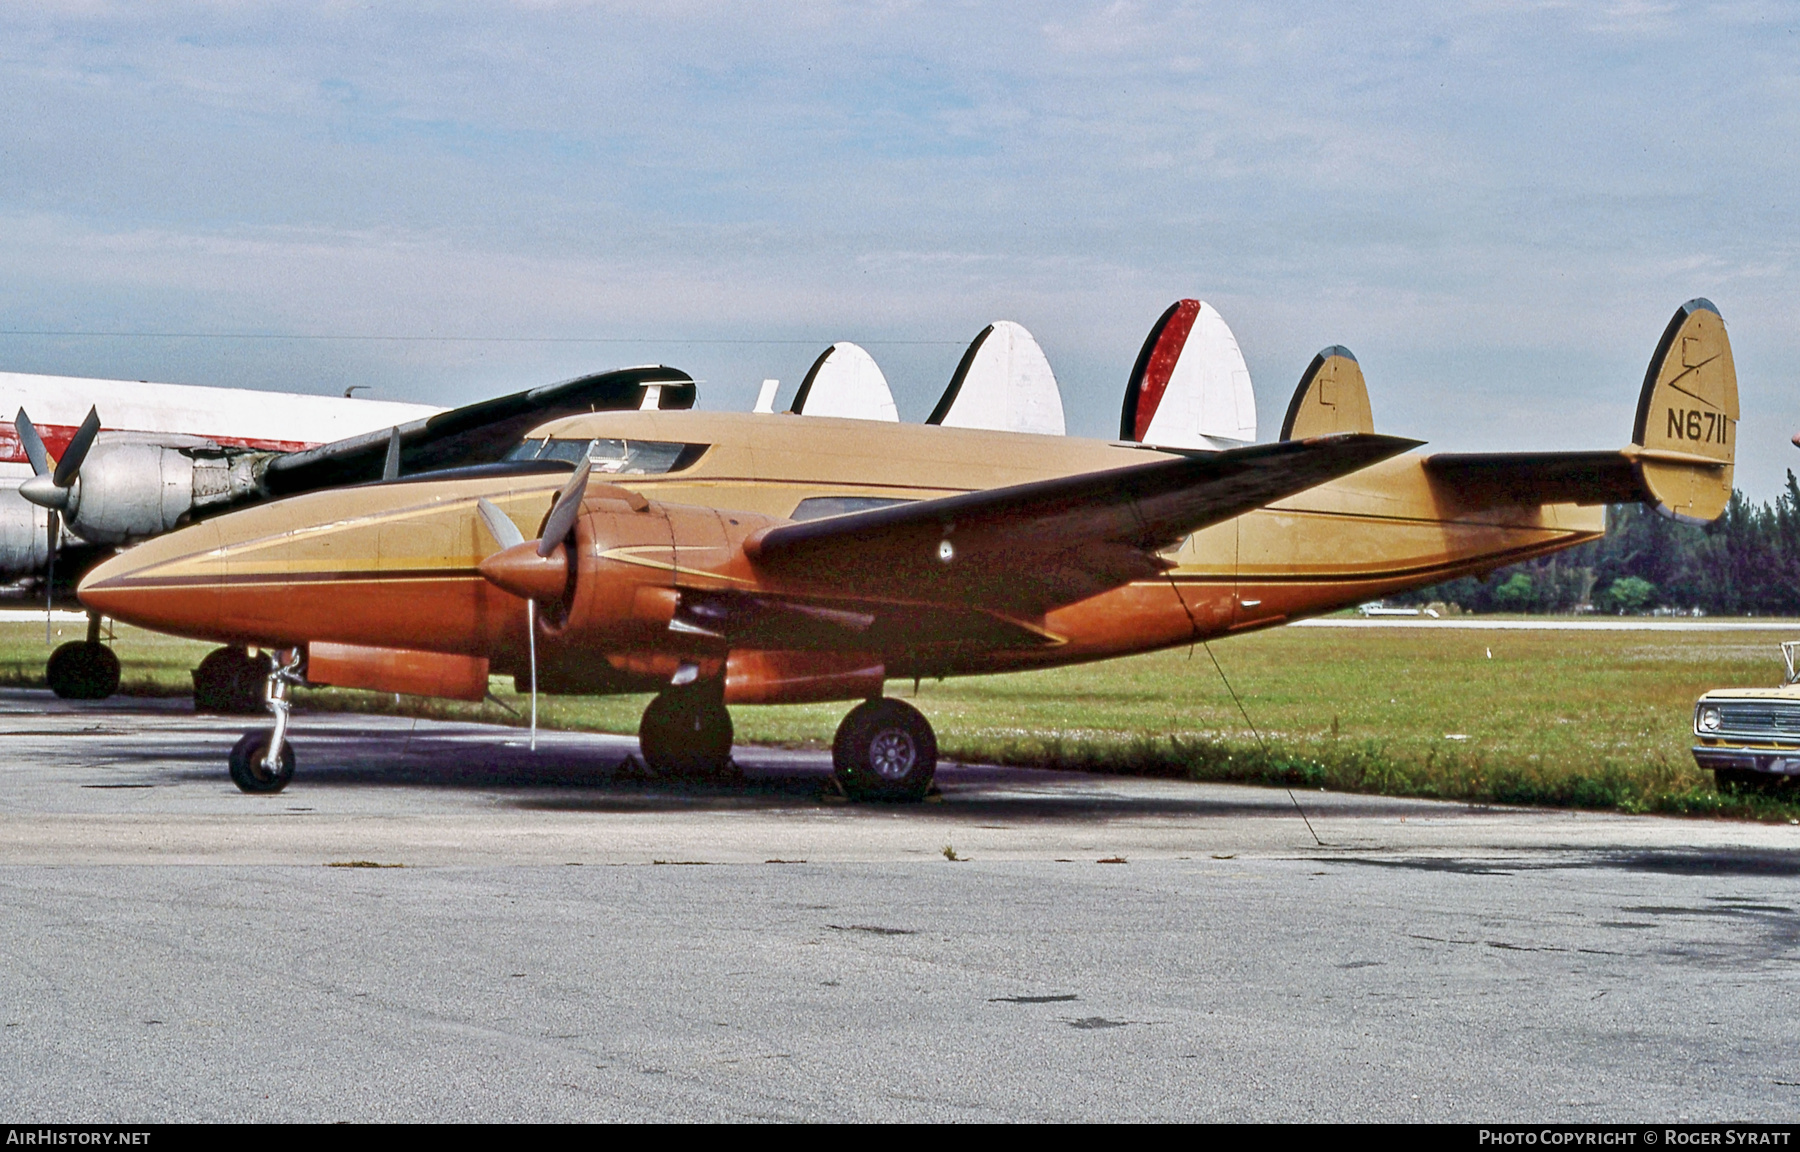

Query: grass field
left=5, top=616, right=1800, bottom=821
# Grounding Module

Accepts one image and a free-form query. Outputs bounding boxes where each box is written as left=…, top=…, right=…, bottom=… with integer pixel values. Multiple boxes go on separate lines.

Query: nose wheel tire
left=833, top=697, right=937, bottom=802
left=45, top=641, right=121, bottom=700
left=229, top=730, right=296, bottom=793
left=193, top=647, right=274, bottom=714
left=638, top=686, right=735, bottom=779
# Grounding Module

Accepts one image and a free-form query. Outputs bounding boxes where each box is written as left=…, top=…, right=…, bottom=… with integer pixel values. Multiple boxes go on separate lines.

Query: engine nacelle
left=0, top=485, right=52, bottom=575
left=62, top=443, right=265, bottom=546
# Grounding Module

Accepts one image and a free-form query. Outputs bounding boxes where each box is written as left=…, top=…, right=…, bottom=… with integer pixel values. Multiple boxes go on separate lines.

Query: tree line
left=1389, top=473, right=1800, bottom=615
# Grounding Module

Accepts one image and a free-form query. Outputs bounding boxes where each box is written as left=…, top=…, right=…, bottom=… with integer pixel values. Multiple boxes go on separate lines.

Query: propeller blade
left=52, top=407, right=101, bottom=488
left=13, top=410, right=49, bottom=476
left=475, top=498, right=526, bottom=551
left=381, top=426, right=401, bottom=481
left=536, top=459, right=591, bottom=558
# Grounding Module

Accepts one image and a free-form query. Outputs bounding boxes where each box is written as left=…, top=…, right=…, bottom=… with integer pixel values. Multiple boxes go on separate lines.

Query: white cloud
left=0, top=1, right=1795, bottom=493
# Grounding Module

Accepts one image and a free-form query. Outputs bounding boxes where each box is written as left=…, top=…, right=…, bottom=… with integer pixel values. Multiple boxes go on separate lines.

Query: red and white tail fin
left=790, top=343, right=899, bottom=422
left=926, top=321, right=1065, bottom=436
left=1120, top=300, right=1255, bottom=449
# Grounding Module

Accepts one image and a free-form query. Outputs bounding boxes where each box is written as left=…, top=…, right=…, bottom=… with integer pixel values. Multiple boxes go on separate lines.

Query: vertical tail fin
left=1628, top=298, right=1737, bottom=523
left=1120, top=300, right=1256, bottom=449
left=790, top=343, right=899, bottom=422
left=927, top=321, right=1066, bottom=435
left=1280, top=346, right=1373, bottom=440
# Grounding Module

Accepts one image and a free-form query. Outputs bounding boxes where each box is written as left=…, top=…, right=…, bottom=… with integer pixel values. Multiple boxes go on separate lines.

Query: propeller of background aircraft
left=474, top=459, right=593, bottom=750
left=13, top=406, right=101, bottom=636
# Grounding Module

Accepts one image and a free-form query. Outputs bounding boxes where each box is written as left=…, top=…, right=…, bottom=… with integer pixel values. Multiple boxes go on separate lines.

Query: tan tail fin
left=1280, top=346, right=1374, bottom=440
left=1425, top=300, right=1737, bottom=522
left=1628, top=298, right=1737, bottom=523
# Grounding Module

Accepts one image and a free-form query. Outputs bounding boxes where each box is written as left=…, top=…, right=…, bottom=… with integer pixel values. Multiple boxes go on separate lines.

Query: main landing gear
left=193, top=647, right=274, bottom=714
left=228, top=649, right=304, bottom=794
left=46, top=612, right=120, bottom=701
left=831, top=697, right=937, bottom=802
left=637, top=680, right=737, bottom=780
left=633, top=683, right=938, bottom=801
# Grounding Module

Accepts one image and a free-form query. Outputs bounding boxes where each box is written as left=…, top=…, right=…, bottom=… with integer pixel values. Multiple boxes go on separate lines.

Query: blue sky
left=1, top=1, right=1795, bottom=497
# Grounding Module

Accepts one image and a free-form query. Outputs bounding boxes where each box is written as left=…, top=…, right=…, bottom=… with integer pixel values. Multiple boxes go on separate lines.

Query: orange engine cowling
left=552, top=499, right=752, bottom=649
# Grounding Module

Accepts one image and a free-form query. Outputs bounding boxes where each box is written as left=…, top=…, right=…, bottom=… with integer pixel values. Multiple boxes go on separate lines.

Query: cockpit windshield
left=506, top=438, right=708, bottom=475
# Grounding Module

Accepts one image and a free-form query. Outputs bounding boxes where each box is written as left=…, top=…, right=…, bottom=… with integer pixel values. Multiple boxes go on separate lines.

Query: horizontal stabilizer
left=1425, top=300, right=1737, bottom=522
left=927, top=321, right=1066, bottom=436
left=1281, top=346, right=1373, bottom=440
left=1120, top=300, right=1256, bottom=449
left=790, top=343, right=899, bottom=422
left=1425, top=451, right=1643, bottom=508
left=747, top=433, right=1418, bottom=616
left=262, top=365, right=695, bottom=497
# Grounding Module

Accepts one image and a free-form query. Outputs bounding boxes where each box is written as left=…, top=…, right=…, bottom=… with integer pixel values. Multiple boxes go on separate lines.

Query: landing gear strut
left=832, top=697, right=937, bottom=802
left=229, top=649, right=303, bottom=794
left=638, top=680, right=735, bottom=779
left=45, top=612, right=120, bottom=700
left=193, top=647, right=274, bottom=714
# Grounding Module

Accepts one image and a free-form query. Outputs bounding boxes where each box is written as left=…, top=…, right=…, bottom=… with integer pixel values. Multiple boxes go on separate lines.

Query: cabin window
left=507, top=438, right=708, bottom=474
left=789, top=496, right=916, bottom=521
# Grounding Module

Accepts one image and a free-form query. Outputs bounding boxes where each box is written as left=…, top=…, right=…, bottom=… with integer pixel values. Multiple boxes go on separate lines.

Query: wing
left=745, top=433, right=1419, bottom=616
left=259, top=365, right=695, bottom=497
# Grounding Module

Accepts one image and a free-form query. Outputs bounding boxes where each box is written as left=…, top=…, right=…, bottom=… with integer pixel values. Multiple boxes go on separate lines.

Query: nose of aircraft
left=76, top=522, right=225, bottom=641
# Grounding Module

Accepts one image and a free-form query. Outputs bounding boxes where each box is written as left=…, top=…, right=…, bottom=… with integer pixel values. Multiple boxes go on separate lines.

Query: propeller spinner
left=16, top=406, right=100, bottom=513
left=475, top=460, right=590, bottom=602
left=473, top=461, right=592, bottom=753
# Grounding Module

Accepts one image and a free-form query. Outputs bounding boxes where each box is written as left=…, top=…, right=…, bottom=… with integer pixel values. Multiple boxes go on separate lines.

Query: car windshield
left=507, top=438, right=706, bottom=474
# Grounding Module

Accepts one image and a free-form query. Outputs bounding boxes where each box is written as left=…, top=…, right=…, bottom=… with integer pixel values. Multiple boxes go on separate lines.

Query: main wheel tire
left=833, top=697, right=937, bottom=802
left=638, top=687, right=735, bottom=779
left=45, top=641, right=121, bottom=700
left=193, top=647, right=273, bottom=714
left=228, top=729, right=296, bottom=794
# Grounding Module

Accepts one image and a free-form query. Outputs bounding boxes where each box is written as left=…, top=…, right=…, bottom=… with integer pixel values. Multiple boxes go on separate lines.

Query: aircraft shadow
left=53, top=695, right=1470, bottom=821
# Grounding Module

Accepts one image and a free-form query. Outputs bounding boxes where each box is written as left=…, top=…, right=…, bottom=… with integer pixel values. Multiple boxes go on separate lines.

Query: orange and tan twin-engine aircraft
left=80, top=300, right=1738, bottom=799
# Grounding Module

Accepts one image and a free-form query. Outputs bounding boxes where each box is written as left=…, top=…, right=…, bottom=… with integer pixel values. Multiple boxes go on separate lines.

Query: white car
left=1692, top=642, right=1800, bottom=793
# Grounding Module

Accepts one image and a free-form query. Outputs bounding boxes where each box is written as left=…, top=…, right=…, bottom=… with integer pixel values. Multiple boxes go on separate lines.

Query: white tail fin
left=1120, top=300, right=1255, bottom=449
left=926, top=321, right=1065, bottom=436
left=752, top=379, right=780, bottom=414
left=789, top=343, right=899, bottom=422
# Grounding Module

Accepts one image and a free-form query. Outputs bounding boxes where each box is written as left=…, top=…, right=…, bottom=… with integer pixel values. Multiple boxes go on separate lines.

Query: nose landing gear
left=229, top=649, right=304, bottom=794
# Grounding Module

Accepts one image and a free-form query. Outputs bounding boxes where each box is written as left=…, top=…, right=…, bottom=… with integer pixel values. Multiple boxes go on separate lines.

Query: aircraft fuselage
left=80, top=408, right=1602, bottom=702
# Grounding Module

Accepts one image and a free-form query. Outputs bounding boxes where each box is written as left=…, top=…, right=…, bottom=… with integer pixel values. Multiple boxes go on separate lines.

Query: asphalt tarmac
left=3, top=689, right=1798, bottom=1122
